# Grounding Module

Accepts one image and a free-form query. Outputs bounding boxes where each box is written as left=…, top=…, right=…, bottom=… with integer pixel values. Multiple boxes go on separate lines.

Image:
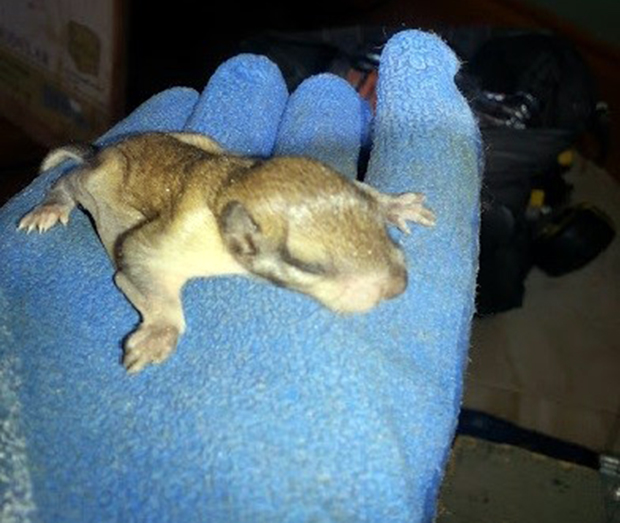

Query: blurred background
left=0, top=0, right=618, bottom=520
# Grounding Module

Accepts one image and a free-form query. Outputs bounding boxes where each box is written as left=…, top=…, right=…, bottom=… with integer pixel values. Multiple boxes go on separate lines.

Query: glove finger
left=185, top=54, right=288, bottom=156
left=97, top=87, right=199, bottom=147
left=273, top=73, right=369, bottom=179
left=367, top=30, right=481, bottom=202
left=363, top=29, right=482, bottom=516
left=367, top=29, right=481, bottom=290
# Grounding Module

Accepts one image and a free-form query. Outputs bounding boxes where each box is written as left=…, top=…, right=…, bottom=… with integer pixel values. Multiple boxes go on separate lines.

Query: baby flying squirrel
left=18, top=132, right=436, bottom=373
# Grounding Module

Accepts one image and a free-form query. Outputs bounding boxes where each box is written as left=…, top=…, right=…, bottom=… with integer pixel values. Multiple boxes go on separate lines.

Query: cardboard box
left=0, top=0, right=125, bottom=146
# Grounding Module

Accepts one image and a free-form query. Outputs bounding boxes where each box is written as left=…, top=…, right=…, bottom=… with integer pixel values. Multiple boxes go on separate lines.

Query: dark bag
left=452, top=31, right=605, bottom=314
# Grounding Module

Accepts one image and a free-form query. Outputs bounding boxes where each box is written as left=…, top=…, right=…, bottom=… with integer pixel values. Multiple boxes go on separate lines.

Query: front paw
left=123, top=323, right=180, bottom=374
left=18, top=203, right=71, bottom=233
left=387, top=192, right=436, bottom=233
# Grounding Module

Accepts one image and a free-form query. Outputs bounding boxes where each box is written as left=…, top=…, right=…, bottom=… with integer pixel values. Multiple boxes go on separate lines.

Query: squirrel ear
left=219, top=201, right=262, bottom=258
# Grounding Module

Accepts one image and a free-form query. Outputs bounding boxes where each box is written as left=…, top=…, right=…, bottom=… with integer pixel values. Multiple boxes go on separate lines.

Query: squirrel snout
left=317, top=263, right=409, bottom=314
left=382, top=265, right=408, bottom=301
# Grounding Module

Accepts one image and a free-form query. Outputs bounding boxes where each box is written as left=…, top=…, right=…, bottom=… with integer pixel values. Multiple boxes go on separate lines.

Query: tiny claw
left=394, top=218, right=411, bottom=235
left=17, top=203, right=71, bottom=234
left=386, top=192, right=436, bottom=231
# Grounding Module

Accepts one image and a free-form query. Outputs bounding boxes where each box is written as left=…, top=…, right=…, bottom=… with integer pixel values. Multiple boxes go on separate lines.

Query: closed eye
left=279, top=246, right=330, bottom=276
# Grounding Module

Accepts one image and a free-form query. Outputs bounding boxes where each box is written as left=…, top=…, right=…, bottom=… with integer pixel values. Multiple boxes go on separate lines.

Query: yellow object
left=530, top=189, right=545, bottom=208
left=558, top=150, right=574, bottom=167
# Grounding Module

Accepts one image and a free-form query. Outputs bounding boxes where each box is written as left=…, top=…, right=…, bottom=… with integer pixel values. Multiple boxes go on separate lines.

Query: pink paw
left=387, top=193, right=436, bottom=233
left=123, top=323, right=180, bottom=374
left=18, top=204, right=71, bottom=233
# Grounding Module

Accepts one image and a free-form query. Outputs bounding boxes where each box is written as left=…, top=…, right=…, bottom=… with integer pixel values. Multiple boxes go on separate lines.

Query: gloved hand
left=0, top=30, right=480, bottom=523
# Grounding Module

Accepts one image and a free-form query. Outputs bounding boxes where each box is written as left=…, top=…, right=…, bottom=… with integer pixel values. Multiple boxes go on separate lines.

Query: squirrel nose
left=382, top=265, right=408, bottom=301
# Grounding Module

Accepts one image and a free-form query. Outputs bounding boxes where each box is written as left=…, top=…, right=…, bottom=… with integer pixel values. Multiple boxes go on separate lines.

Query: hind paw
left=123, top=323, right=180, bottom=374
left=18, top=204, right=71, bottom=233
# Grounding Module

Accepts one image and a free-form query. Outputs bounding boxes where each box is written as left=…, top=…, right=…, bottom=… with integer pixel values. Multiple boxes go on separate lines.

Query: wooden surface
left=438, top=436, right=611, bottom=522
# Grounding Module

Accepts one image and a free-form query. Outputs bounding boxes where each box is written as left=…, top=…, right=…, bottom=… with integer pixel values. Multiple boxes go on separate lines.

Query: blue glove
left=0, top=29, right=480, bottom=523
